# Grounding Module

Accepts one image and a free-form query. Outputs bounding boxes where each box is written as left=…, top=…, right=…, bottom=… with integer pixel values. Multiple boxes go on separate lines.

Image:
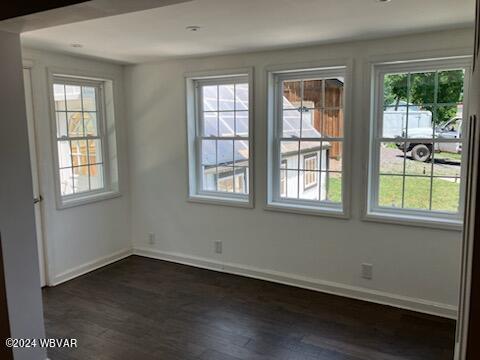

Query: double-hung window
left=51, top=75, right=119, bottom=208
left=267, top=67, right=348, bottom=216
left=367, top=57, right=471, bottom=227
left=186, top=71, right=253, bottom=207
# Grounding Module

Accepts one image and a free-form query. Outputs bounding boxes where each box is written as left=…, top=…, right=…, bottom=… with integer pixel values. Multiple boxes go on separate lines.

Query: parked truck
left=396, top=117, right=463, bottom=161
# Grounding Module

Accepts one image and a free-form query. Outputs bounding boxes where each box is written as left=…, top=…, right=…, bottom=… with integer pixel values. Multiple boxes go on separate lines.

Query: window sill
left=364, top=210, right=463, bottom=231
left=58, top=190, right=121, bottom=210
left=265, top=201, right=348, bottom=219
left=188, top=194, right=253, bottom=209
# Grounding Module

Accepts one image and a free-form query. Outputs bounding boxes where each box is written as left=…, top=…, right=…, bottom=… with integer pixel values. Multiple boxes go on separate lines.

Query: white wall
left=0, top=31, right=47, bottom=360
left=125, top=28, right=474, bottom=318
left=22, top=48, right=132, bottom=285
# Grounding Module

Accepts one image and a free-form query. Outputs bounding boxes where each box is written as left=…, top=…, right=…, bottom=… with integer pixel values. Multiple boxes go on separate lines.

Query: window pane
left=438, top=70, right=464, bottom=104
left=282, top=109, right=301, bottom=138
left=405, top=145, right=432, bottom=176
left=59, top=168, right=74, bottom=196
left=71, top=140, right=88, bottom=167
left=403, top=176, right=431, bottom=210
left=379, top=175, right=403, bottom=208
left=406, top=142, right=433, bottom=163
left=234, top=167, right=248, bottom=194
left=382, top=105, right=408, bottom=138
left=202, top=85, right=217, bottom=111
left=202, top=166, right=217, bottom=191
left=217, top=140, right=233, bottom=166
left=406, top=107, right=434, bottom=138
left=54, top=84, right=66, bottom=111
left=219, top=84, right=234, bottom=111
left=301, top=108, right=322, bottom=138
left=89, top=164, right=104, bottom=190
left=217, top=167, right=234, bottom=192
left=411, top=72, right=435, bottom=105
left=435, top=105, right=463, bottom=134
left=281, top=141, right=299, bottom=168
left=88, top=139, right=103, bottom=164
left=73, top=166, right=90, bottom=193
left=65, top=85, right=82, bottom=111
left=300, top=171, right=319, bottom=200
left=57, top=141, right=72, bottom=168
left=56, top=112, right=68, bottom=138
left=282, top=170, right=299, bottom=199
left=219, top=112, right=235, bottom=137
left=203, top=112, right=218, bottom=137
left=235, top=83, right=249, bottom=110
left=82, top=86, right=96, bottom=111
left=326, top=172, right=342, bottom=203
left=234, top=140, right=249, bottom=167
left=325, top=78, right=344, bottom=108
left=379, top=142, right=404, bottom=175
left=299, top=141, right=321, bottom=170
left=283, top=81, right=301, bottom=109
left=303, top=79, right=322, bottom=109
left=321, top=109, right=343, bottom=138
left=324, top=141, right=342, bottom=172
left=432, top=144, right=462, bottom=177
left=236, top=111, right=248, bottom=136
left=67, top=112, right=84, bottom=137
left=431, top=177, right=460, bottom=212
left=201, top=139, right=216, bottom=165
left=84, top=112, right=98, bottom=136
left=384, top=73, right=408, bottom=107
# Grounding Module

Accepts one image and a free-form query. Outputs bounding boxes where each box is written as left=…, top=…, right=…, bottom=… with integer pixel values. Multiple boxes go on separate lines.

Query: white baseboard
left=133, top=247, right=458, bottom=319
left=51, top=248, right=133, bottom=286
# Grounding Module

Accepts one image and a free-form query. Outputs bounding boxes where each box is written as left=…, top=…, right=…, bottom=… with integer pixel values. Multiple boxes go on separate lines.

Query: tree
left=384, top=70, right=464, bottom=124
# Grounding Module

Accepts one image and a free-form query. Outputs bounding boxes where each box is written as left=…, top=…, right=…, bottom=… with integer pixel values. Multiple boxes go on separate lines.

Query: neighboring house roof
left=203, top=89, right=325, bottom=167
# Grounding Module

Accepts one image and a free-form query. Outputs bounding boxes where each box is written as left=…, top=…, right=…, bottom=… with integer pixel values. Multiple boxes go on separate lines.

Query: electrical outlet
left=361, top=263, right=373, bottom=280
left=148, top=232, right=155, bottom=245
left=214, top=241, right=223, bottom=254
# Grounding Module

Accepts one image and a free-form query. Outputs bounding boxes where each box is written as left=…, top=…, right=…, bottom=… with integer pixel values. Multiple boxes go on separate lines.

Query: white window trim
left=365, top=56, right=473, bottom=230
left=185, top=68, right=254, bottom=208
left=48, top=70, right=121, bottom=209
left=266, top=63, right=352, bottom=218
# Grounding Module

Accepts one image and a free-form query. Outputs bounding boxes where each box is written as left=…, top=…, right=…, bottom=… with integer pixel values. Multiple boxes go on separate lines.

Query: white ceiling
left=21, top=0, right=475, bottom=64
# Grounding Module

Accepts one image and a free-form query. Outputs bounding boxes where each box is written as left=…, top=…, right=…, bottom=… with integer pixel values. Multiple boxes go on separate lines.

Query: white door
left=23, top=67, right=47, bottom=287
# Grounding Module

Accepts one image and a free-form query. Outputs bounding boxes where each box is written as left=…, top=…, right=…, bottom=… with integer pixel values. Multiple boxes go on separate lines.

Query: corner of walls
left=22, top=47, right=134, bottom=286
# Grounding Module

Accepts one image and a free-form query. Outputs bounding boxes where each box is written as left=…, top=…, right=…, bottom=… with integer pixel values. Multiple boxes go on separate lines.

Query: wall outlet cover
left=361, top=263, right=373, bottom=280
left=214, top=241, right=223, bottom=254
left=148, top=232, right=155, bottom=245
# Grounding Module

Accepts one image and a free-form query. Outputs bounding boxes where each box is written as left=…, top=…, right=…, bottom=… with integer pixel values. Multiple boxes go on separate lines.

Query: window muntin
left=193, top=76, right=251, bottom=202
left=53, top=79, right=107, bottom=198
left=271, top=69, right=345, bottom=210
left=370, top=61, right=469, bottom=222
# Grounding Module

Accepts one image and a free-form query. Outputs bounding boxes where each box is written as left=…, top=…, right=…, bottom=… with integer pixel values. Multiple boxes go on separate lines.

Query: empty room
left=1, top=0, right=480, bottom=359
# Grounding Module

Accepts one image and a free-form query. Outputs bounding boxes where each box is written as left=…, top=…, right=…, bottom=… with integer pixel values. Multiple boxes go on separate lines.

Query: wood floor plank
left=43, top=256, right=455, bottom=360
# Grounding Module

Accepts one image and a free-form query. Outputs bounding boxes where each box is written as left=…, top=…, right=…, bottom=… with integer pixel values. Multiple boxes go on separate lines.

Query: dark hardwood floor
left=43, top=256, right=456, bottom=360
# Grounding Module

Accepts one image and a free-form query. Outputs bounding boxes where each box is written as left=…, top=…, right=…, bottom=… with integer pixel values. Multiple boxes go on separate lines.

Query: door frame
left=23, top=60, right=48, bottom=287
left=456, top=0, right=480, bottom=358
left=0, top=234, right=13, bottom=360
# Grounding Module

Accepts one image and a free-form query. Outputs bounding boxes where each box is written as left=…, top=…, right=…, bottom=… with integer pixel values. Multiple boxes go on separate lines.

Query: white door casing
left=23, top=66, right=47, bottom=287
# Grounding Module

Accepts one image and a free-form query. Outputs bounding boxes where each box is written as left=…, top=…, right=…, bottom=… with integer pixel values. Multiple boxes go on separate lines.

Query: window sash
left=368, top=59, right=471, bottom=221
left=193, top=76, right=251, bottom=200
left=52, top=77, right=109, bottom=200
left=271, top=69, right=346, bottom=209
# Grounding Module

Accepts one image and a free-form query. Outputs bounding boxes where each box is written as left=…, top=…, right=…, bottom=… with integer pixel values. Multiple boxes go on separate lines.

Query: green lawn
left=327, top=176, right=460, bottom=212
left=378, top=176, right=460, bottom=212
left=327, top=177, right=342, bottom=203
